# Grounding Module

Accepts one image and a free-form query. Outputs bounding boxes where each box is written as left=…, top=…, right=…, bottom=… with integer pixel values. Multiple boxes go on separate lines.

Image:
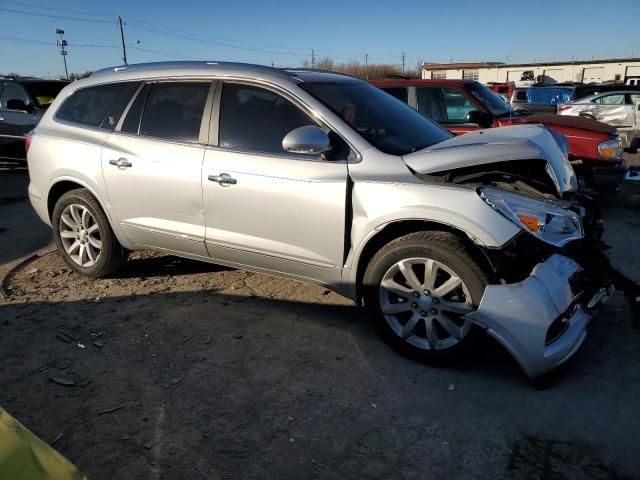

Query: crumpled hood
left=403, top=124, right=577, bottom=194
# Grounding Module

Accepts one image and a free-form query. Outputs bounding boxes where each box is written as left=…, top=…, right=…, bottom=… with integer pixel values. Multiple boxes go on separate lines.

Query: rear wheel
left=52, top=188, right=128, bottom=278
left=363, top=231, right=488, bottom=363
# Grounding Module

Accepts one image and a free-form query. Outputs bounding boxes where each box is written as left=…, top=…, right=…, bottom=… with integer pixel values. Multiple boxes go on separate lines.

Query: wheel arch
left=352, top=220, right=495, bottom=305
left=46, top=178, right=132, bottom=249
left=47, top=179, right=108, bottom=220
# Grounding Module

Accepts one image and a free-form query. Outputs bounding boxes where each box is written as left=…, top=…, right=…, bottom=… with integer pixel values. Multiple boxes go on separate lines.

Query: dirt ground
left=1, top=163, right=640, bottom=480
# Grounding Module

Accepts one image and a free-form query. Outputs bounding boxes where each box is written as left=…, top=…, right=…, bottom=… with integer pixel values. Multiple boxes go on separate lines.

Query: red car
left=372, top=79, right=626, bottom=191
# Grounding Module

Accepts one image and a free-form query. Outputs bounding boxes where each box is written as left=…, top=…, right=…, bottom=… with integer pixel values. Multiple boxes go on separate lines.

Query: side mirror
left=282, top=125, right=333, bottom=155
left=466, top=110, right=493, bottom=128
left=6, top=99, right=33, bottom=113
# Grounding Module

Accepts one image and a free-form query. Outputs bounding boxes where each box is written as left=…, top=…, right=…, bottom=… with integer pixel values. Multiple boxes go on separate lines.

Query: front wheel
left=52, top=188, right=128, bottom=278
left=362, top=231, right=488, bottom=363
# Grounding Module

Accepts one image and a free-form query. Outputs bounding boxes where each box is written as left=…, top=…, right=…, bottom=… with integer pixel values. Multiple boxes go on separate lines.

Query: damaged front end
left=471, top=197, right=613, bottom=378
left=405, top=125, right=613, bottom=378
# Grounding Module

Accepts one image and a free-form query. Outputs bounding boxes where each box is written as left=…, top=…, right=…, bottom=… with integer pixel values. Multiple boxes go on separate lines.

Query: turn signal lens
left=517, top=214, right=541, bottom=231
left=597, top=138, right=623, bottom=160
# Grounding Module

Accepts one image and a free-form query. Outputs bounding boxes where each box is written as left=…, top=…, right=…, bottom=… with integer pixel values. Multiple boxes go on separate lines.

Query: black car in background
left=0, top=77, right=69, bottom=160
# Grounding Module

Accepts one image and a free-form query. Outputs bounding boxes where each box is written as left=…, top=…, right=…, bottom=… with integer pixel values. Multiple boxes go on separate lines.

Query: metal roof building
left=422, top=58, right=640, bottom=86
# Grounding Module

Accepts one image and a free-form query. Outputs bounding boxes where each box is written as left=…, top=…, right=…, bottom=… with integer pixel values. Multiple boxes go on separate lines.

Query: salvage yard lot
left=1, top=164, right=640, bottom=479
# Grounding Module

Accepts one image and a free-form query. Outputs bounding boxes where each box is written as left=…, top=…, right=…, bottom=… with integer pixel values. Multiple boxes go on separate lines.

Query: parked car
left=557, top=91, right=640, bottom=128
left=28, top=61, right=612, bottom=380
left=373, top=79, right=626, bottom=191
left=0, top=77, right=69, bottom=160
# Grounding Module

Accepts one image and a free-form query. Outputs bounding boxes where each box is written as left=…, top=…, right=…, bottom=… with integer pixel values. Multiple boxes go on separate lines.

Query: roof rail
left=92, top=61, right=286, bottom=77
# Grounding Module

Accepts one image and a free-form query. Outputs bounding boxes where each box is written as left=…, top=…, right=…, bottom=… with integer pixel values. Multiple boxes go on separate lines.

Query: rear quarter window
left=55, top=83, right=134, bottom=128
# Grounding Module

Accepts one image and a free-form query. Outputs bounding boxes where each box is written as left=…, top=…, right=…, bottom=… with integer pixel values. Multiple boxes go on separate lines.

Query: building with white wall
left=421, top=58, right=640, bottom=85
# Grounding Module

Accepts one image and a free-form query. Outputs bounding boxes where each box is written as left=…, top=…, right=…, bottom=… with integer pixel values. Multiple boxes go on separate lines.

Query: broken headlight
left=479, top=186, right=583, bottom=247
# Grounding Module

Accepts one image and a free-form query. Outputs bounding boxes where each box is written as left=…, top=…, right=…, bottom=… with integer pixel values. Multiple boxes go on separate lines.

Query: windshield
left=467, top=82, right=511, bottom=117
left=24, top=82, right=68, bottom=107
left=300, top=81, right=452, bottom=155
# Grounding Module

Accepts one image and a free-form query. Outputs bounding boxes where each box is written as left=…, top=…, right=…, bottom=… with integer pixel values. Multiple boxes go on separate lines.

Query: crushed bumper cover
left=468, top=254, right=609, bottom=378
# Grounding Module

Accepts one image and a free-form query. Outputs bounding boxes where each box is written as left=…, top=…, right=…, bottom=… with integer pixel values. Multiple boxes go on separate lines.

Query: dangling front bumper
left=468, top=254, right=612, bottom=379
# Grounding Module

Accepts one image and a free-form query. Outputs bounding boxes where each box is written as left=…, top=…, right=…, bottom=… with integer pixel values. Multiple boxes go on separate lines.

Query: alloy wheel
left=378, top=257, right=474, bottom=350
left=59, top=204, right=102, bottom=267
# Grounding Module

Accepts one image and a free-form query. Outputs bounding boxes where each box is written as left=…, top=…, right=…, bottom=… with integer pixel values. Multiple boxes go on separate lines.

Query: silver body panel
left=469, top=254, right=591, bottom=378
left=558, top=91, right=639, bottom=127
left=27, top=61, right=598, bottom=378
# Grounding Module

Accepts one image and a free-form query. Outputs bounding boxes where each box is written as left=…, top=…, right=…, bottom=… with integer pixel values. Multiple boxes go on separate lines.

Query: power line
left=0, top=6, right=114, bottom=24
left=0, top=35, right=52, bottom=46
left=0, top=0, right=116, bottom=17
left=128, top=45, right=200, bottom=61
left=126, top=23, right=309, bottom=57
left=126, top=17, right=307, bottom=53
left=0, top=35, right=117, bottom=48
left=0, top=3, right=362, bottom=60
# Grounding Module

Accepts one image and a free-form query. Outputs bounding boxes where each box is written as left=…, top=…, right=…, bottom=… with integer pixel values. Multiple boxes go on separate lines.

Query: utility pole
left=118, top=16, right=128, bottom=65
left=401, top=51, right=406, bottom=75
left=56, top=28, right=69, bottom=80
left=365, top=53, right=369, bottom=80
left=311, top=49, right=315, bottom=69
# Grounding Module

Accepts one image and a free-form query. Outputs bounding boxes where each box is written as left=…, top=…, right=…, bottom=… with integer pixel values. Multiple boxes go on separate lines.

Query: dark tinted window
left=24, top=81, right=68, bottom=107
left=139, top=82, right=209, bottom=142
left=219, top=83, right=316, bottom=154
left=56, top=83, right=124, bottom=127
left=381, top=87, right=408, bottom=103
left=121, top=84, right=150, bottom=134
left=301, top=81, right=451, bottom=155
left=99, top=82, right=141, bottom=130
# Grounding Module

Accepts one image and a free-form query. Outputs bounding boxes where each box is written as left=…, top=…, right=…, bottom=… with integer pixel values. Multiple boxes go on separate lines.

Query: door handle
left=208, top=173, right=237, bottom=186
left=109, top=158, right=133, bottom=169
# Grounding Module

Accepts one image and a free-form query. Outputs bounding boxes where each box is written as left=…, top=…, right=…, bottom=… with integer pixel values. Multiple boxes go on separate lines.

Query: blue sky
left=1, top=0, right=639, bottom=78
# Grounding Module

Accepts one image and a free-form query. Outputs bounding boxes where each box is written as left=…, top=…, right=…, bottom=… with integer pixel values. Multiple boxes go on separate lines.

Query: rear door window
left=138, top=82, right=210, bottom=142
left=56, top=83, right=130, bottom=128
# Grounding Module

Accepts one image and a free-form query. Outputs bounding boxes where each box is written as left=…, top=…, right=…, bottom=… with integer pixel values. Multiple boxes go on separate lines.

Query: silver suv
left=27, top=62, right=611, bottom=379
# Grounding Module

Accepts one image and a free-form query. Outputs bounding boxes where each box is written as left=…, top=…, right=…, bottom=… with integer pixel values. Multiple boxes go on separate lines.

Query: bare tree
left=301, top=58, right=420, bottom=80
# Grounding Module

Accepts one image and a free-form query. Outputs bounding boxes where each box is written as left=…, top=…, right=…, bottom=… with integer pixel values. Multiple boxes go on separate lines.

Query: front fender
left=340, top=182, right=520, bottom=296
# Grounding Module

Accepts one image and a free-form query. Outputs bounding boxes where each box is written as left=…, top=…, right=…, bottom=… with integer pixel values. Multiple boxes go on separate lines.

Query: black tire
left=52, top=188, right=128, bottom=278
left=362, top=231, right=488, bottom=363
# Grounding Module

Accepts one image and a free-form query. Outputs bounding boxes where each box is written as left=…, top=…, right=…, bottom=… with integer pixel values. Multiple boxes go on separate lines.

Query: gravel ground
left=1, top=165, right=640, bottom=479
